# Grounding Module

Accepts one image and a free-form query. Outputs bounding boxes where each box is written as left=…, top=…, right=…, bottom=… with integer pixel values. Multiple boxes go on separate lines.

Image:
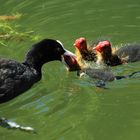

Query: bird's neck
left=102, top=53, right=112, bottom=62
left=75, top=48, right=89, bottom=69
left=24, top=50, right=45, bottom=73
left=24, top=58, right=42, bottom=72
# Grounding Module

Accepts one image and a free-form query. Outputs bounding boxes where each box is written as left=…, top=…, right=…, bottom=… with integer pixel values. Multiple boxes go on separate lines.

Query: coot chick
left=72, top=41, right=140, bottom=83
left=0, top=39, right=79, bottom=103
left=95, top=41, right=140, bottom=66
left=74, top=37, right=140, bottom=66
left=95, top=41, right=122, bottom=66
left=74, top=37, right=97, bottom=62
left=72, top=42, right=115, bottom=81
left=73, top=38, right=115, bottom=81
left=74, top=37, right=110, bottom=66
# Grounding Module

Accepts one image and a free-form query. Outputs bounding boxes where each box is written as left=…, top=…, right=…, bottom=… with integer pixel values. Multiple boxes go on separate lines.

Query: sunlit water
left=0, top=0, right=140, bottom=140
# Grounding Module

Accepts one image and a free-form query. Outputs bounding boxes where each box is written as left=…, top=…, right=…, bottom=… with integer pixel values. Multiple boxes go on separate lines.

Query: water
left=0, top=0, right=140, bottom=140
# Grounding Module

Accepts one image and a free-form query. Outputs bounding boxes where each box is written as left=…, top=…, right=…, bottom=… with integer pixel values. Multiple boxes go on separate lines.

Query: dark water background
left=0, top=0, right=140, bottom=140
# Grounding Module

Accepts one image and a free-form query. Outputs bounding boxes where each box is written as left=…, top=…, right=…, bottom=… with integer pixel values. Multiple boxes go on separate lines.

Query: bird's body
left=83, top=67, right=115, bottom=81
left=72, top=38, right=140, bottom=83
left=0, top=39, right=78, bottom=103
left=74, top=37, right=96, bottom=63
left=116, top=44, right=140, bottom=63
left=74, top=37, right=140, bottom=66
left=95, top=41, right=140, bottom=66
left=0, top=59, right=40, bottom=103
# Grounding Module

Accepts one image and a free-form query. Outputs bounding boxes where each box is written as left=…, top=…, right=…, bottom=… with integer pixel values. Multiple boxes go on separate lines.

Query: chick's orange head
left=95, top=41, right=111, bottom=53
left=74, top=37, right=87, bottom=50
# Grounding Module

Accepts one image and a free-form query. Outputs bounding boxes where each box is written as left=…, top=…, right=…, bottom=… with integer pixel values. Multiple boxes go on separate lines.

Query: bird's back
left=116, top=44, right=140, bottom=62
left=83, top=68, right=115, bottom=81
left=0, top=58, right=40, bottom=103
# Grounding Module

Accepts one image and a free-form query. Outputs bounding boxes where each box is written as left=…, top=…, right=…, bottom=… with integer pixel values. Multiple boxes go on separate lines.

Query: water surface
left=0, top=0, right=140, bottom=140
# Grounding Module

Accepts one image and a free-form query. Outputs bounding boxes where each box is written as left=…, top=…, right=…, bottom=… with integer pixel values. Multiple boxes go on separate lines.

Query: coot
left=74, top=37, right=140, bottom=66
left=95, top=41, right=140, bottom=66
left=0, top=39, right=78, bottom=103
left=95, top=41, right=122, bottom=66
left=74, top=37, right=96, bottom=62
left=72, top=39, right=140, bottom=83
left=74, top=38, right=123, bottom=66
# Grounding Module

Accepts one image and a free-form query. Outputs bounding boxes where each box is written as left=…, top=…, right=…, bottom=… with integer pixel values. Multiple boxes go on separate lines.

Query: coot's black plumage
left=0, top=39, right=77, bottom=103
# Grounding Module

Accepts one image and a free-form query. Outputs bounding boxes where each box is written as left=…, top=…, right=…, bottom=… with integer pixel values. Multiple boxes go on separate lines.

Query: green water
left=0, top=0, right=140, bottom=140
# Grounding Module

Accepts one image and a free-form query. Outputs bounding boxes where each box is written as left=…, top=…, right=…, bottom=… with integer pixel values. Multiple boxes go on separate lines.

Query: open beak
left=62, top=50, right=81, bottom=71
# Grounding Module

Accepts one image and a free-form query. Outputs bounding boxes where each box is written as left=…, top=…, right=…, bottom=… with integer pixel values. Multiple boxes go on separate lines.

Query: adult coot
left=0, top=39, right=79, bottom=103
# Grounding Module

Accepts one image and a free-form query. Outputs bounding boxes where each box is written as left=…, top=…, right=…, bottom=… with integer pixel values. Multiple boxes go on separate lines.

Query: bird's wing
left=0, top=59, right=26, bottom=99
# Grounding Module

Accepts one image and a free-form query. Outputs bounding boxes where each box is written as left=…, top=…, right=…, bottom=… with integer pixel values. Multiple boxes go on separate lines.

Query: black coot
left=0, top=39, right=78, bottom=103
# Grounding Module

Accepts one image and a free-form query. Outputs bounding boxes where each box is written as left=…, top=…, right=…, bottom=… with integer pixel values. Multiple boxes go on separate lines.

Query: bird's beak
left=62, top=50, right=81, bottom=71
